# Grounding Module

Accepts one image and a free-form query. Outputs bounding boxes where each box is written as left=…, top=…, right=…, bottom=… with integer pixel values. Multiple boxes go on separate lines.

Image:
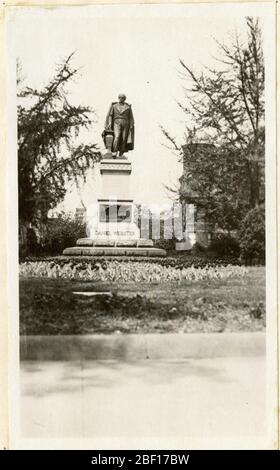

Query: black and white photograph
left=2, top=1, right=278, bottom=450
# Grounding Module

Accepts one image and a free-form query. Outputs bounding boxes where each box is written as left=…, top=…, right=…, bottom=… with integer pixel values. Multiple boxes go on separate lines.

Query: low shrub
left=208, top=233, right=240, bottom=258
left=153, top=238, right=176, bottom=253
left=20, top=254, right=241, bottom=269
left=191, top=242, right=207, bottom=255
left=238, top=206, right=265, bottom=264
left=43, top=215, right=87, bottom=255
left=19, top=213, right=87, bottom=258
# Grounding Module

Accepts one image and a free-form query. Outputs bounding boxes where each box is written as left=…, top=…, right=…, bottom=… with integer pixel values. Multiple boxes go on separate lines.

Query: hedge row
left=20, top=255, right=243, bottom=270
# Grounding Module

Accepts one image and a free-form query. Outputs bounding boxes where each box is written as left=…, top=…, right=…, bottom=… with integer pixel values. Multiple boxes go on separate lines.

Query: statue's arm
left=105, top=103, right=114, bottom=130
left=129, top=106, right=134, bottom=128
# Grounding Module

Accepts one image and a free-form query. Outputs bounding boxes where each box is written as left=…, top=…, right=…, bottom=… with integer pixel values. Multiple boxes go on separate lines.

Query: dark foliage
left=20, top=254, right=242, bottom=268
left=42, top=214, right=87, bottom=255
left=239, top=206, right=265, bottom=263
left=153, top=238, right=177, bottom=253
left=209, top=233, right=241, bottom=258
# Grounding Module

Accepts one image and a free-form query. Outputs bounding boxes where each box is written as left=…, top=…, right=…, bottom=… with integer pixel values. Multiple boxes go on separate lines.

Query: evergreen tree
left=18, top=53, right=100, bottom=227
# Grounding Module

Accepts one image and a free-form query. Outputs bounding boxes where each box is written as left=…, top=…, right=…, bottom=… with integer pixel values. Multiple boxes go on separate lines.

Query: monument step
left=63, top=246, right=166, bottom=257
left=76, top=238, right=154, bottom=248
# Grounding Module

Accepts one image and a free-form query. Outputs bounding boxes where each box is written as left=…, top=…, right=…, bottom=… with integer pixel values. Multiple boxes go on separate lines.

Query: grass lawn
left=19, top=266, right=265, bottom=335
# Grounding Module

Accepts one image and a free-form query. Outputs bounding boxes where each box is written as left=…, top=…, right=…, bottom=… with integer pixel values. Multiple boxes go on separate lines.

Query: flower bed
left=20, top=260, right=247, bottom=283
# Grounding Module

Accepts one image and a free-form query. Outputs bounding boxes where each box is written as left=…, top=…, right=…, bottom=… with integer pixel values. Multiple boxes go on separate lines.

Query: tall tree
left=164, top=17, right=264, bottom=231
left=18, top=53, right=100, bottom=227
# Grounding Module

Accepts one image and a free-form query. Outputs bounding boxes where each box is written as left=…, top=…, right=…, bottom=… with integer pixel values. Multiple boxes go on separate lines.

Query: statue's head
left=118, top=93, right=126, bottom=103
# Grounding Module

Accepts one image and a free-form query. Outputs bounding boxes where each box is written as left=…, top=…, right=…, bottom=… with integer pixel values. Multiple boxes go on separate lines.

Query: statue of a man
left=103, top=94, right=134, bottom=157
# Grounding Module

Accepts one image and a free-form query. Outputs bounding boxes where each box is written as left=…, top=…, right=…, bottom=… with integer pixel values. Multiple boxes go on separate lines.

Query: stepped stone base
left=62, top=246, right=166, bottom=257
left=76, top=238, right=154, bottom=248
left=64, top=156, right=167, bottom=257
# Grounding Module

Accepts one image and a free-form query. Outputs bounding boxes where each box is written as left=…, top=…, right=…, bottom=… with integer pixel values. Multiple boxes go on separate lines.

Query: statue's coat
left=104, top=102, right=134, bottom=152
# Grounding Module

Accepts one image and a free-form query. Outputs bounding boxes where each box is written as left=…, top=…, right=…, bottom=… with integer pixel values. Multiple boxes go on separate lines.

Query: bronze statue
left=103, top=94, right=134, bottom=158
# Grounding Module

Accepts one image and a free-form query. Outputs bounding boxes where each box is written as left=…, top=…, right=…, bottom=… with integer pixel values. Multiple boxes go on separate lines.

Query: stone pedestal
left=63, top=155, right=166, bottom=257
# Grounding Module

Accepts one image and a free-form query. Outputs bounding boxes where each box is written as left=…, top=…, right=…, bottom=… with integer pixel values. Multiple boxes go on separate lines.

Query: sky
left=7, top=2, right=273, bottom=212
